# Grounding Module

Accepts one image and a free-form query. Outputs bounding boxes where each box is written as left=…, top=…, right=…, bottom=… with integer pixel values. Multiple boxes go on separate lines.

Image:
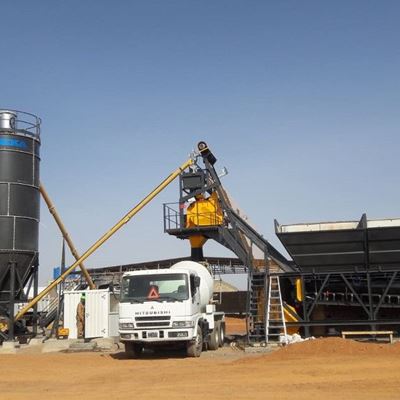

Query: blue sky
left=1, top=1, right=399, bottom=284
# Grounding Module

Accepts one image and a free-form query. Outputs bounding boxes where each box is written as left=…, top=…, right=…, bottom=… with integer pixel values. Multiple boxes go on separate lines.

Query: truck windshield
left=120, top=273, right=189, bottom=303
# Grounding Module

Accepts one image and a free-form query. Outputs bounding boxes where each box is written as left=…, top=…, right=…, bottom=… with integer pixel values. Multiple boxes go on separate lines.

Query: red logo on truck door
left=147, top=285, right=160, bottom=299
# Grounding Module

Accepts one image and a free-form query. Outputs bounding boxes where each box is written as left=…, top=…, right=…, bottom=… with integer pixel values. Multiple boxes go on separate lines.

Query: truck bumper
left=120, top=328, right=194, bottom=343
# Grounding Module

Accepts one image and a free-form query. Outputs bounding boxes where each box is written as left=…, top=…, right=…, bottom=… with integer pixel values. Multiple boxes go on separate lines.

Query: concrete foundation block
left=28, top=338, right=44, bottom=346
left=68, top=341, right=98, bottom=352
left=0, top=341, right=18, bottom=354
left=91, top=337, right=118, bottom=351
left=42, top=338, right=74, bottom=353
left=244, top=345, right=275, bottom=354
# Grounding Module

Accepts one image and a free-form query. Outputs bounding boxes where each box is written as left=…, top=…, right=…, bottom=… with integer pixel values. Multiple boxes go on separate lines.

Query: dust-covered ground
left=1, top=320, right=400, bottom=400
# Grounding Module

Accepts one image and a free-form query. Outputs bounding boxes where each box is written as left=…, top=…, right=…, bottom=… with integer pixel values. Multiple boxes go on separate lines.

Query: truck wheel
left=208, top=325, right=219, bottom=351
left=125, top=342, right=143, bottom=359
left=217, top=321, right=225, bottom=347
left=187, top=325, right=203, bottom=357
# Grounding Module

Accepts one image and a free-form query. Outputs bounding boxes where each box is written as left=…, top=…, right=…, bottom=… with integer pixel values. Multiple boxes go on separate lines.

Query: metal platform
left=275, top=214, right=400, bottom=273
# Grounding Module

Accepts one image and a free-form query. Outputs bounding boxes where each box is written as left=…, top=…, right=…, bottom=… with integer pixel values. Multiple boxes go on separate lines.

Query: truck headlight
left=119, top=322, right=134, bottom=329
left=172, top=321, right=194, bottom=328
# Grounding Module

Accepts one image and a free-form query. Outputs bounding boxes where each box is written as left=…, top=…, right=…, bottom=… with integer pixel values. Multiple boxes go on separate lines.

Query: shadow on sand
left=111, top=347, right=188, bottom=361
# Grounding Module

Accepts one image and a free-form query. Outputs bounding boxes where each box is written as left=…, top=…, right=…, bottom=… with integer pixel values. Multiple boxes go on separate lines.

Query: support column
left=366, top=272, right=376, bottom=330
left=301, top=276, right=310, bottom=337
left=8, top=262, right=16, bottom=341
left=32, top=263, right=39, bottom=336
left=264, top=270, right=270, bottom=342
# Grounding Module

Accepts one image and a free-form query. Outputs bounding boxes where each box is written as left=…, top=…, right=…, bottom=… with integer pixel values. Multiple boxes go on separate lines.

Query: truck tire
left=125, top=342, right=143, bottom=359
left=208, top=325, right=219, bottom=351
left=187, top=325, right=203, bottom=357
left=217, top=321, right=225, bottom=347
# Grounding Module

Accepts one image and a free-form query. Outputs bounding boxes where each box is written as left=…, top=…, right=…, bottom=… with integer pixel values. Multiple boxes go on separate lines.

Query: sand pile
left=236, top=337, right=400, bottom=364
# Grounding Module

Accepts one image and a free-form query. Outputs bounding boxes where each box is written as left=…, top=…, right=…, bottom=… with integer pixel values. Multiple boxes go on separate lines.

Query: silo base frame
left=0, top=259, right=39, bottom=342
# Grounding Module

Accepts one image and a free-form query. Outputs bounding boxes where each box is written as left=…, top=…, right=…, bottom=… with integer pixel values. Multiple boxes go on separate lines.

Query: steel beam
left=340, top=274, right=371, bottom=318
left=286, top=319, right=400, bottom=327
left=306, top=274, right=330, bottom=319
left=373, top=271, right=399, bottom=319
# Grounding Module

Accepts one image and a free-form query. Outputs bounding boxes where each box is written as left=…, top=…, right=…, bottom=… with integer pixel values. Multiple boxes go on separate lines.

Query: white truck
left=118, top=261, right=225, bottom=358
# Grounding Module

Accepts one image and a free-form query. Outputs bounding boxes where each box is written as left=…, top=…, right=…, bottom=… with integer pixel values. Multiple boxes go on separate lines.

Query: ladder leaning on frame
left=265, top=275, right=288, bottom=344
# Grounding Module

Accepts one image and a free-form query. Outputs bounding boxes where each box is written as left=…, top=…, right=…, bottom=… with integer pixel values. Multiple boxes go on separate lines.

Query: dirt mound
left=274, top=337, right=400, bottom=357
left=236, top=337, right=400, bottom=364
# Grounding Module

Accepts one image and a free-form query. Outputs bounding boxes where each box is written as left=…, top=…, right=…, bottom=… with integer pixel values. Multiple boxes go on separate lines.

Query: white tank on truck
left=171, top=260, right=214, bottom=310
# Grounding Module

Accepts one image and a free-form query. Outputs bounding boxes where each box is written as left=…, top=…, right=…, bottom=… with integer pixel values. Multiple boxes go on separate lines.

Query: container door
left=85, top=290, right=109, bottom=338
left=108, top=294, right=120, bottom=337
left=63, top=291, right=83, bottom=339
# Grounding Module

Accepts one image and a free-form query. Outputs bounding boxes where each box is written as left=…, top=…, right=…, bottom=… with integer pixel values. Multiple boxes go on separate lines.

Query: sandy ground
left=1, top=336, right=400, bottom=400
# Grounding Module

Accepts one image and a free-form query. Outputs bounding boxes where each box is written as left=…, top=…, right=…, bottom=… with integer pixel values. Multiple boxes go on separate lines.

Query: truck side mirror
left=194, top=276, right=201, bottom=288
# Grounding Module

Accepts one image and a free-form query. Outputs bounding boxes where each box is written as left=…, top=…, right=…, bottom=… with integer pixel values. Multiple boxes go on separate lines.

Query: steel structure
left=83, top=256, right=247, bottom=291
left=88, top=256, right=248, bottom=275
left=163, top=142, right=298, bottom=342
left=163, top=143, right=400, bottom=341
left=275, top=215, right=400, bottom=336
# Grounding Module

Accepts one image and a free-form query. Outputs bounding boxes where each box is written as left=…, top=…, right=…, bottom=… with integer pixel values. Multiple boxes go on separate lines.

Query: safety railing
left=0, top=109, right=41, bottom=137
left=163, top=203, right=181, bottom=231
left=163, top=202, right=222, bottom=231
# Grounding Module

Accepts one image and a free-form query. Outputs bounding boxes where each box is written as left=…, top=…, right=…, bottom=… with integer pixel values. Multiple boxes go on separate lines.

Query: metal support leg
left=366, top=272, right=376, bottom=331
left=8, top=262, right=16, bottom=341
left=301, top=276, right=310, bottom=337
left=32, top=264, right=39, bottom=336
left=264, top=271, right=270, bottom=340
